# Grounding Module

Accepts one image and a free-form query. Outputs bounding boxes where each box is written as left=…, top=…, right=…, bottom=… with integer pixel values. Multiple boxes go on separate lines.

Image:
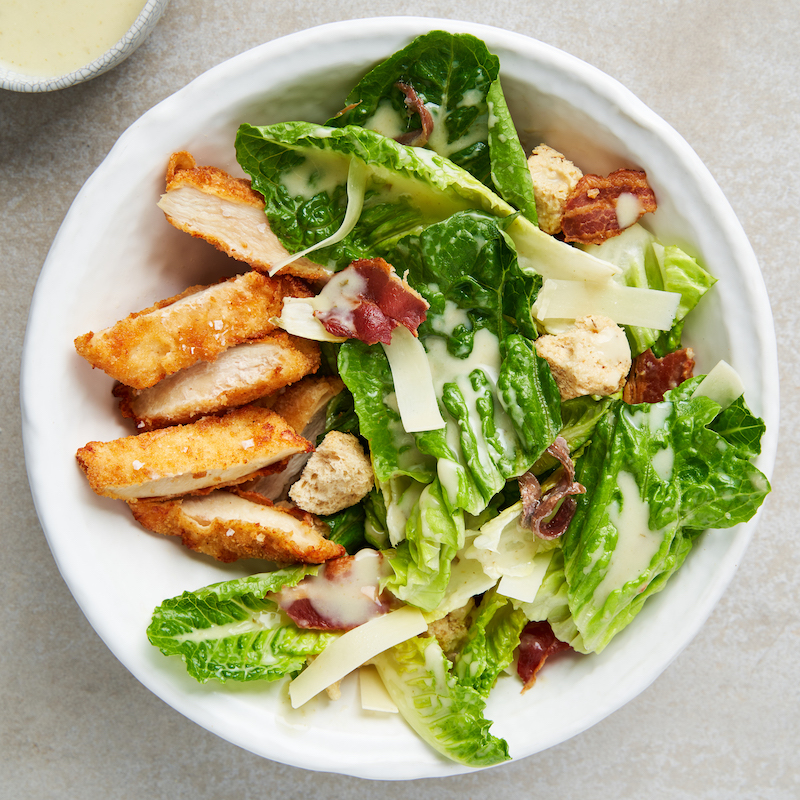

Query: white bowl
left=0, top=0, right=169, bottom=92
left=21, top=17, right=778, bottom=779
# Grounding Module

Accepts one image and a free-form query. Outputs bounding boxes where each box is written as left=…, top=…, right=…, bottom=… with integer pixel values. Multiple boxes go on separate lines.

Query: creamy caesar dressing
left=615, top=192, right=642, bottom=229
left=0, top=0, right=145, bottom=77
left=595, top=471, right=666, bottom=604
left=280, top=150, right=351, bottom=201
left=625, top=403, right=675, bottom=481
left=425, top=103, right=488, bottom=160
left=285, top=549, right=389, bottom=629
left=363, top=100, right=408, bottom=140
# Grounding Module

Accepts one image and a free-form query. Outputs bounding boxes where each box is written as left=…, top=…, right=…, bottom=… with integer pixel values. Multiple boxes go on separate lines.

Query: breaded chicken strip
left=157, top=151, right=330, bottom=281
left=113, top=331, right=320, bottom=431
left=247, top=375, right=346, bottom=502
left=74, top=270, right=311, bottom=390
left=128, top=488, right=345, bottom=564
left=76, top=405, right=311, bottom=501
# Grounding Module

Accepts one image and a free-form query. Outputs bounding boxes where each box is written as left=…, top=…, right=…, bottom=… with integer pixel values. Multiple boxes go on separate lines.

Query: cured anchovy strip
left=393, top=82, right=434, bottom=147
left=519, top=436, right=585, bottom=540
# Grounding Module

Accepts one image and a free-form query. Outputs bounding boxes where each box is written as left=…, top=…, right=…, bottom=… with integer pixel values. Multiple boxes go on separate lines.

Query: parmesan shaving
left=381, top=326, right=446, bottom=433
left=497, top=550, right=554, bottom=603
left=289, top=605, right=427, bottom=708
left=692, top=360, right=745, bottom=409
left=275, top=297, right=348, bottom=342
left=532, top=278, right=680, bottom=330
left=359, top=665, right=399, bottom=713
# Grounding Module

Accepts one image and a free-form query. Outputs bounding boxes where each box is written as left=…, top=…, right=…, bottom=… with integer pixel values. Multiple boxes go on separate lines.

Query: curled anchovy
left=393, top=82, right=434, bottom=147
left=519, top=436, right=585, bottom=540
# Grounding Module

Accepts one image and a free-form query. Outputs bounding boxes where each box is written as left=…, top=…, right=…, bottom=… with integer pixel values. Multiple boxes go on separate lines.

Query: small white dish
left=21, top=17, right=778, bottom=779
left=0, top=0, right=169, bottom=92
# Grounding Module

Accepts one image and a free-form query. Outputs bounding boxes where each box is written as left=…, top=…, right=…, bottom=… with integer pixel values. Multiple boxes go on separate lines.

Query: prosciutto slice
left=315, top=257, right=429, bottom=345
left=623, top=347, right=695, bottom=404
left=519, top=436, right=585, bottom=540
left=517, top=621, right=572, bottom=692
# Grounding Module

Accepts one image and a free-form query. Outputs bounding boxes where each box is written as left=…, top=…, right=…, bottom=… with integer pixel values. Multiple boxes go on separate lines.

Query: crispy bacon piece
left=394, top=82, right=434, bottom=147
left=519, top=436, right=585, bottom=540
left=517, top=621, right=572, bottom=693
left=315, top=257, right=429, bottom=345
left=561, top=169, right=657, bottom=245
left=623, top=347, right=695, bottom=404
left=273, top=550, right=396, bottom=631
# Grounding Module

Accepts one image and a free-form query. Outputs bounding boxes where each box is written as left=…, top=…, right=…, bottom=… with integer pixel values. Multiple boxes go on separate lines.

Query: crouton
left=534, top=315, right=631, bottom=400
left=289, top=431, right=373, bottom=516
left=527, top=144, right=584, bottom=235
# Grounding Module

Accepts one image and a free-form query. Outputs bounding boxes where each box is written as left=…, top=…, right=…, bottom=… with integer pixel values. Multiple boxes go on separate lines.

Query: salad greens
left=148, top=31, right=771, bottom=768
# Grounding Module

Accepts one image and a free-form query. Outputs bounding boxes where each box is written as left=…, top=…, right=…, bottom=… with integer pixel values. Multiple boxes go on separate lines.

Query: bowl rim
left=21, top=15, right=779, bottom=779
left=0, top=0, right=169, bottom=92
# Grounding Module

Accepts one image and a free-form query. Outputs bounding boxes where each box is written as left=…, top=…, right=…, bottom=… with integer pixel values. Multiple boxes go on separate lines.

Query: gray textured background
left=2, top=1, right=797, bottom=797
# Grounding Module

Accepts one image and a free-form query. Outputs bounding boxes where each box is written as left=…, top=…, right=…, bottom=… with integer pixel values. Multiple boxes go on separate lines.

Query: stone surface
left=1, top=1, right=797, bottom=797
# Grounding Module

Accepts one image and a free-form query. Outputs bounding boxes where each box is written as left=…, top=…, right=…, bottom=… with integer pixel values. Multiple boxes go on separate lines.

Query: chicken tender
left=527, top=144, right=584, bottom=235
left=76, top=405, right=311, bottom=501
left=534, top=315, right=631, bottom=400
left=114, top=331, right=321, bottom=431
left=289, top=431, right=374, bottom=516
left=74, top=270, right=311, bottom=390
left=158, top=151, right=330, bottom=281
left=128, top=488, right=344, bottom=564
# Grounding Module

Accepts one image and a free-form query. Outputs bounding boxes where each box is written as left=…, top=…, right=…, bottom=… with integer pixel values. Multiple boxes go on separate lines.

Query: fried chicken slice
left=157, top=151, right=330, bottom=281
left=113, top=331, right=321, bottom=431
left=74, top=271, right=311, bottom=390
left=128, top=488, right=344, bottom=564
left=76, top=405, right=311, bottom=501
left=246, top=375, right=346, bottom=502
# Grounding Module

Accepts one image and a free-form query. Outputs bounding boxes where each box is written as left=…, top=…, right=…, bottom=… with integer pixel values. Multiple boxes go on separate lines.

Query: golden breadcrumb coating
left=158, top=151, right=330, bottom=281
left=76, top=405, right=311, bottom=501
left=74, top=271, right=312, bottom=390
left=269, top=374, right=346, bottom=434
left=128, top=488, right=344, bottom=564
left=114, top=331, right=320, bottom=431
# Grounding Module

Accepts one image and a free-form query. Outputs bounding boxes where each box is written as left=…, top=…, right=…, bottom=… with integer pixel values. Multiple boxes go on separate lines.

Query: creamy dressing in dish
left=0, top=0, right=146, bottom=77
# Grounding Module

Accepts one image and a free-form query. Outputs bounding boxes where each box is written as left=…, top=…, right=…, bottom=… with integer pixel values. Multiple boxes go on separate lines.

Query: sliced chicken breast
left=74, top=270, right=311, bottom=390
left=129, top=488, right=344, bottom=564
left=158, top=151, right=331, bottom=281
left=76, top=405, right=311, bottom=500
left=114, top=331, right=320, bottom=430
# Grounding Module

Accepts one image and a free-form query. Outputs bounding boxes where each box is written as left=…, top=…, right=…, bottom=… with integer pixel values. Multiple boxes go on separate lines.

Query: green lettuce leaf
left=486, top=78, right=538, bottom=224
left=561, top=380, right=770, bottom=653
left=147, top=567, right=336, bottom=683
left=373, top=636, right=510, bottom=767
left=385, top=479, right=465, bottom=612
left=453, top=588, right=528, bottom=696
left=327, top=30, right=498, bottom=185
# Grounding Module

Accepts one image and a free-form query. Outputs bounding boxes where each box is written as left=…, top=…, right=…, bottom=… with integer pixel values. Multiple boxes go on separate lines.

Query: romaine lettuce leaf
left=327, top=31, right=537, bottom=223
left=327, top=30, right=498, bottom=185
left=236, top=121, right=617, bottom=281
left=147, top=567, right=336, bottom=683
left=453, top=588, right=528, bottom=697
left=561, top=380, right=770, bottom=653
left=385, top=479, right=465, bottom=612
left=372, top=636, right=510, bottom=767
